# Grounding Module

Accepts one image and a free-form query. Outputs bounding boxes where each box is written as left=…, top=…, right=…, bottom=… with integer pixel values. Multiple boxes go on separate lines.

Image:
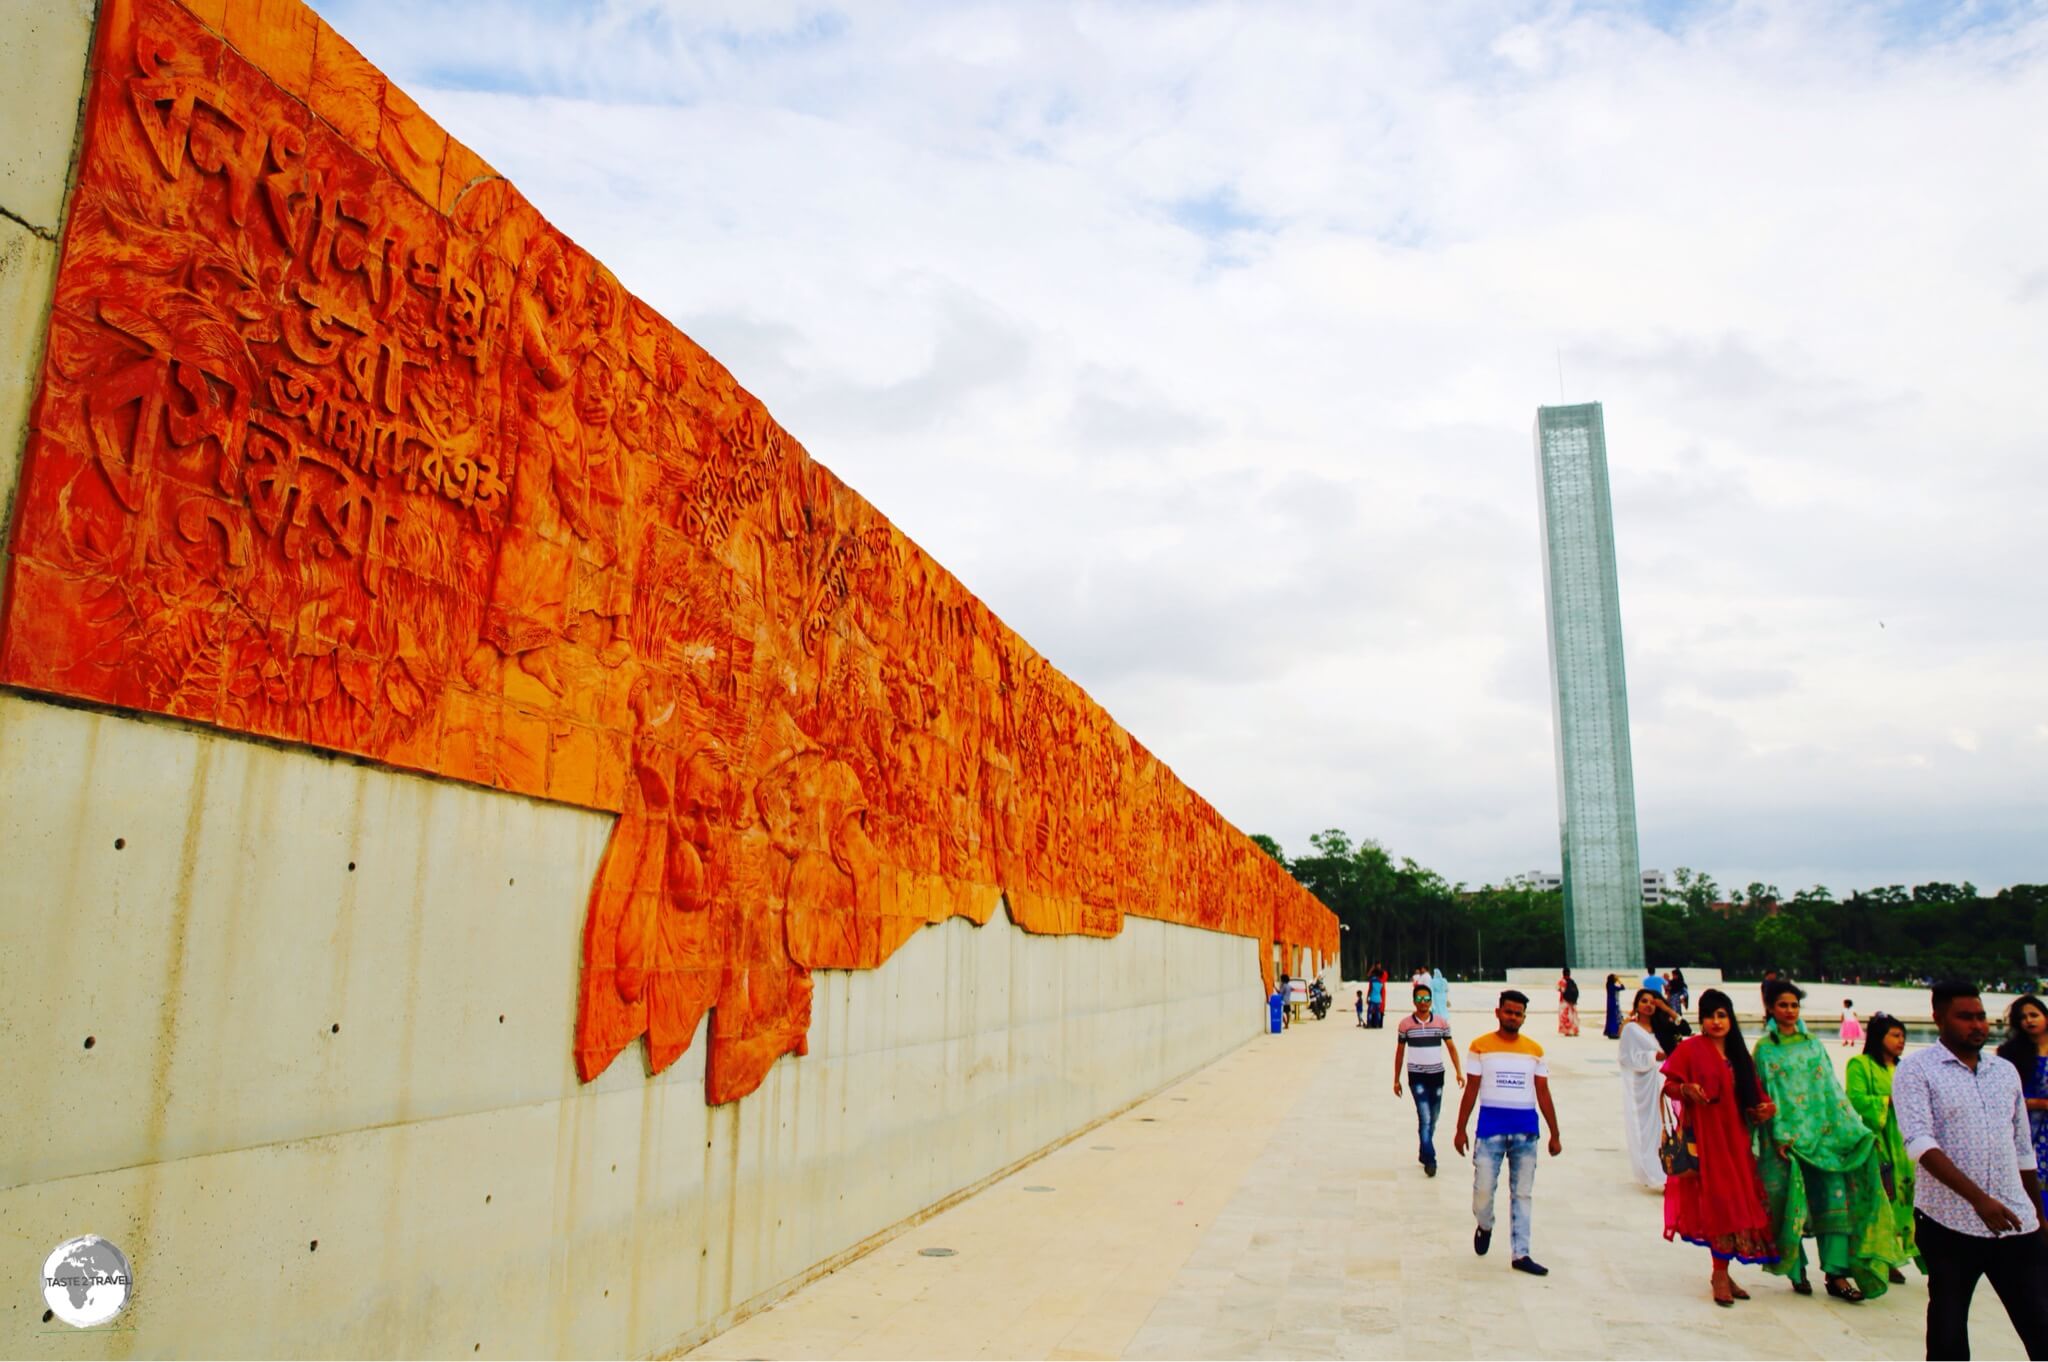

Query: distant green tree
left=1644, top=901, right=1689, bottom=965
left=1249, top=834, right=1286, bottom=864
left=1261, top=825, right=2040, bottom=985
left=1309, top=828, right=1353, bottom=860
left=1754, top=913, right=1806, bottom=971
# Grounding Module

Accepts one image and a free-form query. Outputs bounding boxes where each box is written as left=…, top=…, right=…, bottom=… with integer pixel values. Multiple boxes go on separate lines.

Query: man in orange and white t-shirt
left=1453, top=989, right=1564, bottom=1276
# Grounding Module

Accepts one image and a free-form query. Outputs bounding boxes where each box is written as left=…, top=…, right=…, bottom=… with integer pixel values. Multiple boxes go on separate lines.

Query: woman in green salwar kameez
left=1751, top=980, right=1900, bottom=1301
left=1844, top=1012, right=1922, bottom=1281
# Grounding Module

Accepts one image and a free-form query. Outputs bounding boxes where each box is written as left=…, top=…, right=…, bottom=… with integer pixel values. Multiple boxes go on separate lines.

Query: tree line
left=1252, top=829, right=2046, bottom=985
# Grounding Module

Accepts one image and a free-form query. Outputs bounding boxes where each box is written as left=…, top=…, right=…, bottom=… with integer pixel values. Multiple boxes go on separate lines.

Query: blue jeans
left=1408, top=1070, right=1445, bottom=1167
left=1472, top=1131, right=1539, bottom=1260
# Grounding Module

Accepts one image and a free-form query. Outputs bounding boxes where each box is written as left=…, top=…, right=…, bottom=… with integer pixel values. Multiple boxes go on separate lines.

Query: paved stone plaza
left=689, top=989, right=2030, bottom=1360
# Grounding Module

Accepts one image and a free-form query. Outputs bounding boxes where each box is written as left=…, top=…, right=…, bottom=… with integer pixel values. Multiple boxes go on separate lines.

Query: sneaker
left=1474, top=1226, right=1491, bottom=1256
left=1511, top=1257, right=1549, bottom=1277
left=1424, top=1163, right=1437, bottom=1178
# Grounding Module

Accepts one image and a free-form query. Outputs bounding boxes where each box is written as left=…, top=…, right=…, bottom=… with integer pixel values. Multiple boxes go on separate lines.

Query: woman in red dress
left=1662, top=988, right=1781, bottom=1306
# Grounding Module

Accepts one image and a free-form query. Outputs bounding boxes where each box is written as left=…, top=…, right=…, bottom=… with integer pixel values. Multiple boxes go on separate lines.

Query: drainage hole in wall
left=484, top=1194, right=492, bottom=1204
left=508, top=877, right=515, bottom=886
left=498, top=1014, right=505, bottom=1024
left=1139, top=1117, right=1157, bottom=1122
left=347, top=861, right=356, bottom=872
left=83, top=1036, right=96, bottom=1050
left=114, top=837, right=125, bottom=850
left=331, top=1023, right=340, bottom=1034
left=43, top=1310, right=55, bottom=1323
left=309, top=1239, right=318, bottom=1252
left=919, top=1248, right=957, bottom=1258
left=602, top=1290, right=608, bottom=1298
left=610, top=1163, right=617, bottom=1173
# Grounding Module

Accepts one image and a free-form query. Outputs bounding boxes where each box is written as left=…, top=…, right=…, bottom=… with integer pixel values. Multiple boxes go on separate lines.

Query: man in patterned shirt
left=1453, top=989, right=1563, bottom=1276
left=1894, top=979, right=2048, bottom=1359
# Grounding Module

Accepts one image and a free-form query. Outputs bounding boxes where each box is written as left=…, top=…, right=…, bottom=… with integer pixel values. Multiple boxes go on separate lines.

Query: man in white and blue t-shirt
left=1453, top=989, right=1564, bottom=1277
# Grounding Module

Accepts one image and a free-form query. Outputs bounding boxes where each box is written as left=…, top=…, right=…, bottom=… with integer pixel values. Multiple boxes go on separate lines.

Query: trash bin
left=1268, top=993, right=1286, bottom=1034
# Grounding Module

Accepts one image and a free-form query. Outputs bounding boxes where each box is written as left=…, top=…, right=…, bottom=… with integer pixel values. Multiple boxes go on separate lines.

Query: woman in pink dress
left=1556, top=967, right=1581, bottom=1036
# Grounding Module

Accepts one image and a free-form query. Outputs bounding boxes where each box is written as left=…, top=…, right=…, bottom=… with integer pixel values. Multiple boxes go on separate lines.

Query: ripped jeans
left=1472, top=1131, right=1540, bottom=1260
left=1408, top=1070, right=1445, bottom=1167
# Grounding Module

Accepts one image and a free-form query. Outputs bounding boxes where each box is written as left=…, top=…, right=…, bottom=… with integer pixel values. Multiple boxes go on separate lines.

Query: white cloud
left=313, top=0, right=2048, bottom=892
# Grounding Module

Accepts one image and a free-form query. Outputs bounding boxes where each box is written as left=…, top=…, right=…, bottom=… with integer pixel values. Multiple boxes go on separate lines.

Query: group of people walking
left=1614, top=978, right=2048, bottom=1356
left=1389, top=980, right=1561, bottom=1275
left=1603, top=967, right=1689, bottom=1038
left=1357, top=962, right=1446, bottom=1030
left=1374, top=965, right=2048, bottom=1357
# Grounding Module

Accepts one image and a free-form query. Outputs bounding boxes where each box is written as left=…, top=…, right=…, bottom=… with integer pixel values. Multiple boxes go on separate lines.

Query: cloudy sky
left=311, top=0, right=2047, bottom=896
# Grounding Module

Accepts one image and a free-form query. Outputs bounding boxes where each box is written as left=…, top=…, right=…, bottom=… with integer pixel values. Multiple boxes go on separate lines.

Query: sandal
left=1712, top=1278, right=1734, bottom=1308
left=1888, top=1267, right=1906, bottom=1285
left=1825, top=1276, right=1865, bottom=1303
left=1729, top=1282, right=1750, bottom=1301
left=1791, top=1275, right=1813, bottom=1296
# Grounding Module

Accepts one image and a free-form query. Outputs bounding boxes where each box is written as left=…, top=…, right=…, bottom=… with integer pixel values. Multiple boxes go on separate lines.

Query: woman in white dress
left=1618, top=988, right=1669, bottom=1191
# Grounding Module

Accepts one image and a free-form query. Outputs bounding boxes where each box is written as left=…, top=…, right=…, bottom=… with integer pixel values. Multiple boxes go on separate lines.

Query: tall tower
left=1533, top=402, right=1644, bottom=972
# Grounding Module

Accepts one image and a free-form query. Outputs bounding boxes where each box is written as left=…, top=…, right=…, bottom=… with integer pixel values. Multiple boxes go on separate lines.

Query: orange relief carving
left=0, top=0, right=1337, bottom=1104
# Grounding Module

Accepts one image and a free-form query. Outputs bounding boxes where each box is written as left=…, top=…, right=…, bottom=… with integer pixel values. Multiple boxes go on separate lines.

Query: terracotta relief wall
left=0, top=0, right=1337, bottom=1105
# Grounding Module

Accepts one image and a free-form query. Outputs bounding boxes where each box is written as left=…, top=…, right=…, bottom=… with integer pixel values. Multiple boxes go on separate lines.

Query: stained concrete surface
left=0, top=685, right=1263, bottom=1358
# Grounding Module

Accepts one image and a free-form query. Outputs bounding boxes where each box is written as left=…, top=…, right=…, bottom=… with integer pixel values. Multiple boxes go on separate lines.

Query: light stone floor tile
left=1122, top=1323, right=1266, bottom=1360
left=1255, top=1327, right=1344, bottom=1361
left=687, top=999, right=2029, bottom=1360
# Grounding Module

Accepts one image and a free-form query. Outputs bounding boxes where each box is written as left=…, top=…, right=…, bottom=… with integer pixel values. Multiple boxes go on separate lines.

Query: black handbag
left=1659, top=1097, right=1699, bottom=1178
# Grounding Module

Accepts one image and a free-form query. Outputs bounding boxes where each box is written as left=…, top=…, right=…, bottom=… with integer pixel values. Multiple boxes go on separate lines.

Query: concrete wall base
left=1, top=690, right=1265, bottom=1358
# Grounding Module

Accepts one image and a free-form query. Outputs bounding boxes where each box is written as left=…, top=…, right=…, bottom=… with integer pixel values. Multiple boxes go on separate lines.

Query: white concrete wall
left=0, top=0, right=96, bottom=622
left=0, top=690, right=1264, bottom=1361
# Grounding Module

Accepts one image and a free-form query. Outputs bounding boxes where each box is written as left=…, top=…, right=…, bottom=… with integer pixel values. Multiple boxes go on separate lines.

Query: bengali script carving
left=0, top=0, right=1337, bottom=1103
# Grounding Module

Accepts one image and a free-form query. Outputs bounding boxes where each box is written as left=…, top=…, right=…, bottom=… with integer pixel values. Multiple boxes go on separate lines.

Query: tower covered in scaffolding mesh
left=1533, top=402, right=1645, bottom=972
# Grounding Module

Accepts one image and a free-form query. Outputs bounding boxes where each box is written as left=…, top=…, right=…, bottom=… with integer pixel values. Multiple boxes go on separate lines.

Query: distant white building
left=1513, top=868, right=1666, bottom=906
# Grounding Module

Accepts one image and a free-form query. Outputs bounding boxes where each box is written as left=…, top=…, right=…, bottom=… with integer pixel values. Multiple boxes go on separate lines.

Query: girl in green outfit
left=1751, top=980, right=1900, bottom=1302
left=1844, top=1012, right=1921, bottom=1282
